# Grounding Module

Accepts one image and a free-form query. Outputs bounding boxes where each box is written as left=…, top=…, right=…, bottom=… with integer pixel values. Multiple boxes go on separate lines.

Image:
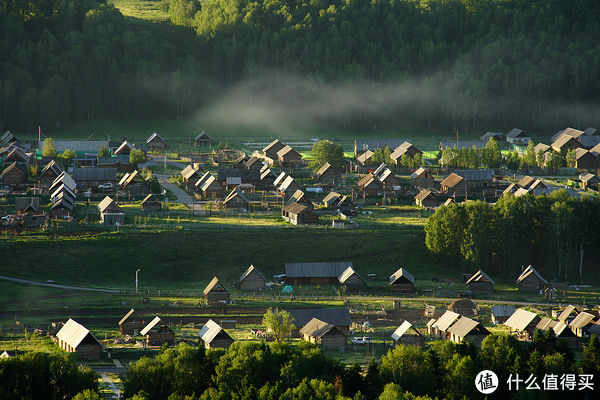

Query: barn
left=285, top=262, right=352, bottom=285
left=204, top=276, right=230, bottom=305
left=516, top=265, right=547, bottom=293
left=140, top=316, right=175, bottom=346
left=239, top=265, right=267, bottom=291
left=56, top=319, right=105, bottom=359
left=118, top=309, right=144, bottom=335
left=337, top=266, right=367, bottom=292
left=389, top=268, right=415, bottom=293
left=198, top=319, right=234, bottom=349
left=391, top=321, right=424, bottom=346
left=299, top=318, right=347, bottom=352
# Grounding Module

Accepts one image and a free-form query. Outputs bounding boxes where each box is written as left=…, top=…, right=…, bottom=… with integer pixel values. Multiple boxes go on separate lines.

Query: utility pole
left=136, top=269, right=141, bottom=294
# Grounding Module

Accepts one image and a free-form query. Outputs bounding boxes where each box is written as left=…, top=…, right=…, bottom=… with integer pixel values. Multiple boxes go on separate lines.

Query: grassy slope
left=0, top=226, right=435, bottom=290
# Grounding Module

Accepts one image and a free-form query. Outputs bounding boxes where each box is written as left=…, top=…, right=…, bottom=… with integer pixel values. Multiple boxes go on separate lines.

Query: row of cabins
left=535, top=127, right=600, bottom=170
left=427, top=310, right=490, bottom=346
left=262, top=139, right=303, bottom=166
left=354, top=140, right=422, bottom=165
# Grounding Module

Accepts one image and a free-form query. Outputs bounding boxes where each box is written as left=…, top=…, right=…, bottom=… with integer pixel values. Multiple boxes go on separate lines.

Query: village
left=1, top=126, right=600, bottom=398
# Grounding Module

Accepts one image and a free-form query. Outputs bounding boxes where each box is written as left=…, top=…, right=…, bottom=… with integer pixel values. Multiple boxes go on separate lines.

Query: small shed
left=141, top=194, right=162, bottom=212
left=118, top=309, right=144, bottom=335
left=281, top=202, right=318, bottom=225
left=315, top=162, right=341, bottom=185
left=338, top=266, right=367, bottom=292
left=430, top=310, right=460, bottom=338
left=448, top=299, right=476, bottom=316
left=203, top=276, right=230, bottom=305
left=198, top=319, right=234, bottom=349
left=389, top=268, right=415, bottom=293
left=569, top=311, right=597, bottom=338
left=56, top=319, right=105, bottom=359
left=466, top=270, right=495, bottom=294
left=239, top=265, right=267, bottom=291
left=140, top=316, right=175, bottom=346
left=195, top=132, right=212, bottom=146
left=98, top=196, right=124, bottom=225
left=447, top=316, right=490, bottom=346
left=516, top=265, right=547, bottom=293
left=391, top=321, right=424, bottom=346
left=299, top=318, right=347, bottom=352
left=504, top=308, right=540, bottom=341
left=491, top=305, right=515, bottom=324
left=426, top=318, right=437, bottom=335
left=146, top=132, right=166, bottom=151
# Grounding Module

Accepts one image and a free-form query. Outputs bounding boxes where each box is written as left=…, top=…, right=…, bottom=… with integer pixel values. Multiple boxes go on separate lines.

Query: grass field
left=111, top=0, right=166, bottom=21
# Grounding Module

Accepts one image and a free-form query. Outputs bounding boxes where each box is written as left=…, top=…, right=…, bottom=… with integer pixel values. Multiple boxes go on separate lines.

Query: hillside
left=2, top=0, right=600, bottom=135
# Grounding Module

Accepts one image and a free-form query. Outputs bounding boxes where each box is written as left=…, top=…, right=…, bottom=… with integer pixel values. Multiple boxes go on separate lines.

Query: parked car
left=98, top=183, right=114, bottom=190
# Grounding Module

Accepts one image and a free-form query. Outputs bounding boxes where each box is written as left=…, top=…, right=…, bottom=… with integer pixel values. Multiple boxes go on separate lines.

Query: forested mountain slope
left=2, top=0, right=600, bottom=133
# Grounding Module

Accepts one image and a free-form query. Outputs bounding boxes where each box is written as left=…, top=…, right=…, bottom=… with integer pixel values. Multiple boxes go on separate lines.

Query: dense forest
left=425, top=191, right=600, bottom=282
left=2, top=0, right=600, bottom=133
left=2, top=335, right=599, bottom=399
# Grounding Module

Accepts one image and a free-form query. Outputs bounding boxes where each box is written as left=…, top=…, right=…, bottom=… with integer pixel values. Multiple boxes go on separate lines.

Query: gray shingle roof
left=389, top=268, right=415, bottom=285
left=391, top=320, right=422, bottom=340
left=287, top=308, right=351, bottom=328
left=285, top=262, right=352, bottom=278
left=466, top=270, right=495, bottom=285
left=504, top=308, right=539, bottom=331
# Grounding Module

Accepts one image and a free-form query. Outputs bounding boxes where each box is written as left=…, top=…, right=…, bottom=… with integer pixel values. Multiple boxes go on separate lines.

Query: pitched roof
left=558, top=305, right=579, bottom=322
left=40, top=160, right=62, bottom=177
left=389, top=267, right=415, bottom=285
left=119, top=309, right=137, bottom=325
left=281, top=202, right=311, bottom=215
left=244, top=156, right=263, bottom=168
left=141, top=194, right=160, bottom=204
left=415, top=189, right=434, bottom=201
left=140, top=316, right=171, bottom=336
left=198, top=319, right=233, bottom=344
left=288, top=308, right=351, bottom=328
left=491, top=305, right=515, bottom=318
left=338, top=266, right=364, bottom=285
left=194, top=171, right=212, bottom=188
left=466, top=270, right=495, bottom=285
left=391, top=320, right=422, bottom=340
left=1, top=162, right=25, bottom=177
left=323, top=191, right=342, bottom=206
left=447, top=316, right=489, bottom=337
left=552, top=134, right=581, bottom=151
left=51, top=196, right=74, bottom=211
left=195, top=131, right=210, bottom=141
left=277, top=145, right=301, bottom=159
left=203, top=276, right=228, bottom=296
left=299, top=318, right=344, bottom=338
left=454, top=169, right=494, bottom=181
left=516, top=265, right=547, bottom=285
left=553, top=127, right=584, bottom=142
left=504, top=308, right=539, bottom=331
left=98, top=196, right=121, bottom=213
left=315, top=162, right=339, bottom=179
left=534, top=143, right=550, bottom=154
left=432, top=310, right=461, bottom=332
left=356, top=150, right=374, bottom=164
left=273, top=171, right=288, bottom=187
left=588, top=321, right=600, bottom=335
left=288, top=190, right=312, bottom=205
left=536, top=317, right=558, bottom=331
left=506, top=128, right=528, bottom=138
left=440, top=173, right=464, bottom=188
left=200, top=175, right=222, bottom=192
left=517, top=176, right=536, bottom=189
left=74, top=167, right=116, bottom=182
left=114, top=140, right=134, bottom=155
left=57, top=318, right=104, bottom=349
left=411, top=167, right=431, bottom=180
left=279, top=176, right=298, bottom=192
left=481, top=132, right=504, bottom=141
left=569, top=311, right=596, bottom=329
left=146, top=132, right=165, bottom=144
left=579, top=136, right=600, bottom=147
left=181, top=165, right=200, bottom=180
left=240, top=265, right=266, bottom=282
left=262, top=139, right=285, bottom=155
left=224, top=188, right=250, bottom=205
left=4, top=147, right=29, bottom=162
left=553, top=321, right=574, bottom=336
left=285, top=262, right=352, bottom=278
left=584, top=127, right=598, bottom=136
left=580, top=173, right=600, bottom=183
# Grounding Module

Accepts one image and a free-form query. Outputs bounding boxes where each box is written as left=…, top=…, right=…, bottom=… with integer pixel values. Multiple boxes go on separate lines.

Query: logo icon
left=475, top=370, right=499, bottom=394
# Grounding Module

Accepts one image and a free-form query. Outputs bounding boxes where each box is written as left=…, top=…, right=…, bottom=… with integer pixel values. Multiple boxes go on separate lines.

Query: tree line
left=3, top=0, right=600, bottom=133
left=425, top=192, right=600, bottom=281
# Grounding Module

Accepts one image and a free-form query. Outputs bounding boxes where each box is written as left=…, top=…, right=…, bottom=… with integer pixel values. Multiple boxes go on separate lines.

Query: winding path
left=0, top=275, right=119, bottom=293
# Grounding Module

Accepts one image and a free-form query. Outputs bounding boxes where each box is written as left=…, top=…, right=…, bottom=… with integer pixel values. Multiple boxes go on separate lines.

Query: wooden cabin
left=281, top=202, right=318, bottom=225
left=198, top=319, right=234, bottom=349
left=575, top=148, right=597, bottom=170
left=516, top=265, right=547, bottom=293
left=447, top=316, right=490, bottom=346
left=411, top=167, right=435, bottom=189
left=288, top=190, right=314, bottom=209
left=466, top=270, right=494, bottom=295
left=491, top=305, right=515, bottom=324
left=315, top=162, right=341, bottom=185
left=195, top=132, right=212, bottom=146
left=204, top=277, right=230, bottom=305
left=38, top=160, right=62, bottom=189
left=357, top=174, right=383, bottom=196
left=199, top=175, right=224, bottom=199
left=558, top=305, right=579, bottom=324
left=140, top=316, right=175, bottom=346
left=430, top=311, right=460, bottom=338
left=118, top=309, right=144, bottom=335
left=299, top=318, right=347, bottom=351
left=391, top=321, right=424, bottom=346
left=56, top=319, right=104, bottom=359
left=141, top=194, right=162, bottom=212
left=580, top=173, right=600, bottom=190
left=389, top=267, right=415, bottom=293
left=337, top=266, right=367, bottom=292
left=119, top=170, right=150, bottom=194
left=1, top=162, right=27, bottom=185
left=440, top=173, right=470, bottom=197
left=553, top=322, right=579, bottom=348
left=356, top=150, right=374, bottom=165
left=223, top=188, right=250, bottom=210
left=97, top=196, right=124, bottom=225
left=288, top=308, right=352, bottom=334
left=504, top=308, right=540, bottom=341
left=146, top=132, right=166, bottom=151
left=278, top=176, right=300, bottom=198
left=277, top=145, right=302, bottom=166
left=114, top=140, right=134, bottom=155
left=569, top=312, right=597, bottom=338
left=505, top=128, right=531, bottom=145
left=415, top=189, right=437, bottom=208
left=263, top=139, right=286, bottom=163
left=239, top=265, right=267, bottom=291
